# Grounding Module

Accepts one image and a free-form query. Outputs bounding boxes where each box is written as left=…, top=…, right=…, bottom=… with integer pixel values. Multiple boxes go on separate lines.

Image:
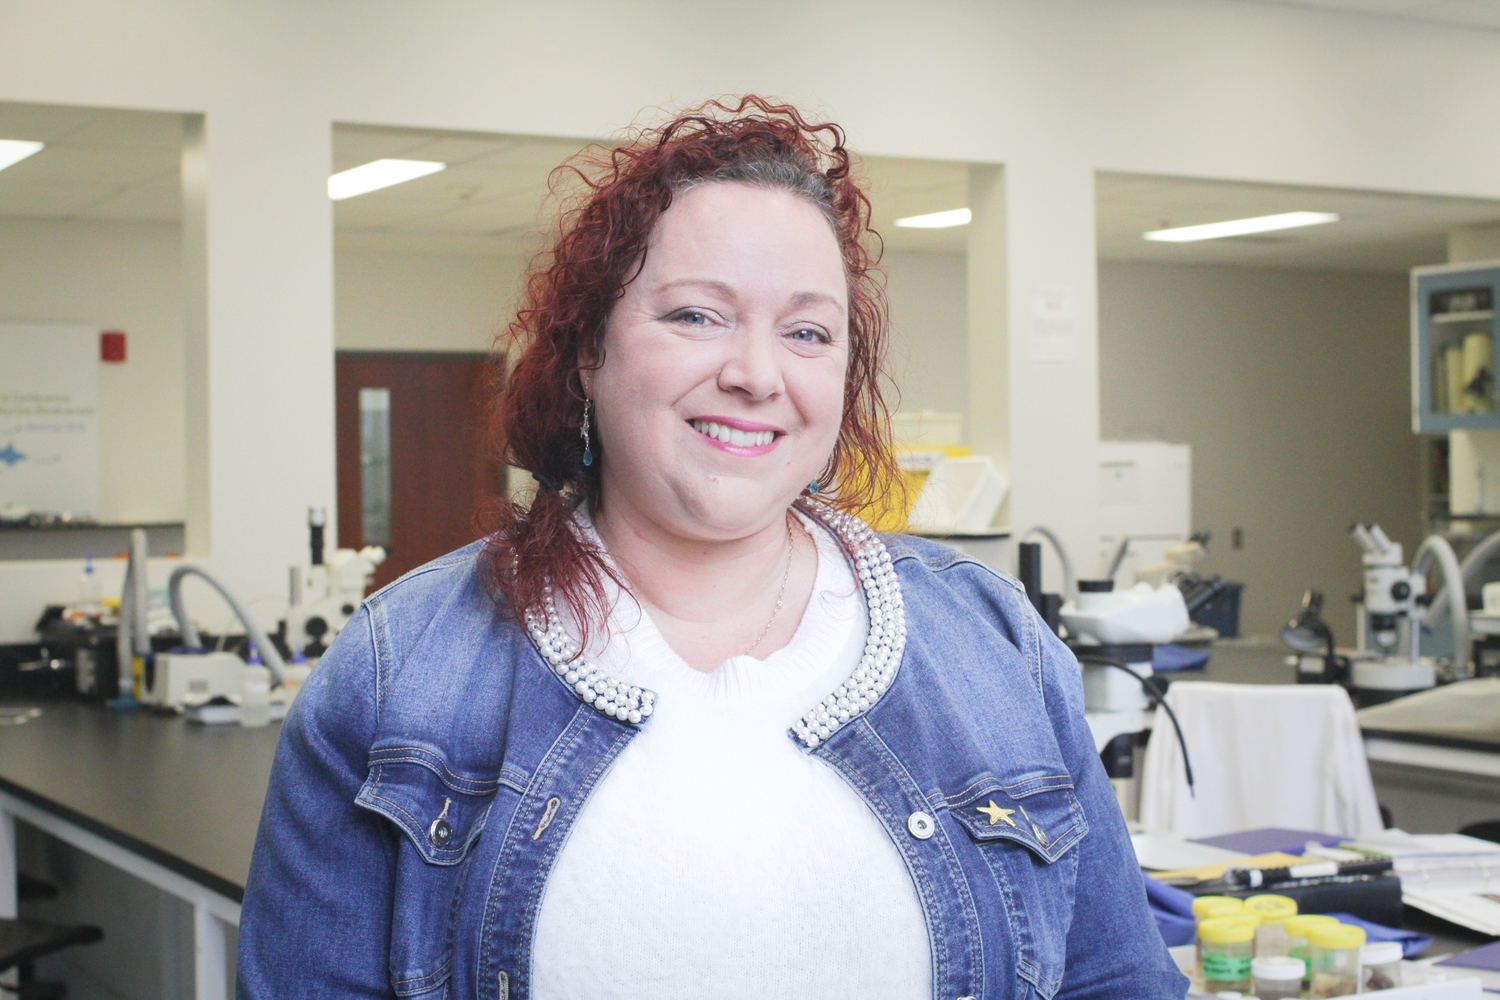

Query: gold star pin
left=976, top=800, right=1016, bottom=827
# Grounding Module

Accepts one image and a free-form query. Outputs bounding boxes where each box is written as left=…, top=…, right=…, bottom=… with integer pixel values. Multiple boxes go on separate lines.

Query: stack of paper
left=1349, top=830, right=1500, bottom=935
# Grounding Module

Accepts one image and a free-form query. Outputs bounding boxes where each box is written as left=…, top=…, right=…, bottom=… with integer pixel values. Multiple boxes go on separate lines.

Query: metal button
left=429, top=817, right=452, bottom=847
left=907, top=810, right=935, bottom=840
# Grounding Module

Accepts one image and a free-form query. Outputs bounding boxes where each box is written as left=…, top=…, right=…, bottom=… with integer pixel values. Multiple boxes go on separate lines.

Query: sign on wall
left=0, top=323, right=100, bottom=518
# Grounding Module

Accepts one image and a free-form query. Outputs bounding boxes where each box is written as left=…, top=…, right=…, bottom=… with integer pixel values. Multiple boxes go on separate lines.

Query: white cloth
left=1138, top=681, right=1383, bottom=839
left=532, top=516, right=932, bottom=1000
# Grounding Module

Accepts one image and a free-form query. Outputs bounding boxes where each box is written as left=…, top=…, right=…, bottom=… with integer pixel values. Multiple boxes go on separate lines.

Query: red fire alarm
left=101, top=330, right=127, bottom=362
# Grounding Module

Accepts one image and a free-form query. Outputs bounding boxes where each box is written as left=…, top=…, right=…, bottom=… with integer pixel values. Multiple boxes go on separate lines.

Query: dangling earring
left=581, top=398, right=594, bottom=467
left=807, top=478, right=819, bottom=495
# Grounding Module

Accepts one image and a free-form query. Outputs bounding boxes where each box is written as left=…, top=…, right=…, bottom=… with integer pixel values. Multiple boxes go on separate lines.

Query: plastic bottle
left=1194, top=897, right=1249, bottom=983
left=1309, top=923, right=1365, bottom=998
left=1199, top=917, right=1257, bottom=994
left=1251, top=955, right=1304, bottom=1000
left=241, top=649, right=271, bottom=728
left=1244, top=894, right=1298, bottom=957
left=1359, top=940, right=1403, bottom=992
left=78, top=553, right=102, bottom=608
left=1285, top=914, right=1341, bottom=992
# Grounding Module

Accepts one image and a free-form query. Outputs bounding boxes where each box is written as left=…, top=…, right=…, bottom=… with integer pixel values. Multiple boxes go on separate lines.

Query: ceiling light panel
left=328, top=159, right=446, bottom=200
left=0, top=140, right=44, bottom=172
left=894, top=207, right=972, bottom=229
left=1144, top=211, right=1340, bottom=242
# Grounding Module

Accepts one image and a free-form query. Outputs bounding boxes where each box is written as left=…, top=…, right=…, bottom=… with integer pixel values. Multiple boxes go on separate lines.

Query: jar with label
left=1194, top=896, right=1249, bottom=983
left=1285, top=914, right=1341, bottom=992
left=1309, top=923, right=1365, bottom=998
left=1244, top=894, right=1298, bottom=957
left=1359, top=940, right=1403, bottom=992
left=1199, top=917, right=1257, bottom=993
left=1251, top=955, right=1305, bottom=1000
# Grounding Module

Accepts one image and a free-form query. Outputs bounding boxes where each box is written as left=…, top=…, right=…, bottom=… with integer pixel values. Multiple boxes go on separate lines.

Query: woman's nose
left=716, top=327, right=783, bottom=400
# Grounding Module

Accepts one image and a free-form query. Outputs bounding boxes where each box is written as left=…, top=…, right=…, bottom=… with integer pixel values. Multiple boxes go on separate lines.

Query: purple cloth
left=1144, top=875, right=1198, bottom=947
left=1191, top=828, right=1344, bottom=855
left=1321, top=912, right=1433, bottom=959
left=1152, top=643, right=1210, bottom=673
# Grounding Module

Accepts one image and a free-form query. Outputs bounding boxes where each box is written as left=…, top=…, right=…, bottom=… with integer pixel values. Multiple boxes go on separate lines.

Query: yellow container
left=1199, top=917, right=1257, bottom=993
left=1245, top=894, right=1297, bottom=957
left=1286, top=915, right=1342, bottom=991
left=1309, top=923, right=1366, bottom=998
left=1192, top=896, right=1247, bottom=920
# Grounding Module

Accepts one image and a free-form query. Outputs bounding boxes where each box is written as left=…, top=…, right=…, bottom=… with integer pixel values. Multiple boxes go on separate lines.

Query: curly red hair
left=483, top=95, right=899, bottom=635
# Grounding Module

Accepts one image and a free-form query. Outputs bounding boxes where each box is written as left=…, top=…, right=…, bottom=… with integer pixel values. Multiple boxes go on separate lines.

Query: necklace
left=524, top=499, right=906, bottom=748
left=743, top=516, right=796, bottom=657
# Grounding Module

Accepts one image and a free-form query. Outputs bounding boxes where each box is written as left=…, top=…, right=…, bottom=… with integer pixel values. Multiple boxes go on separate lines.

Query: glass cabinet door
left=1414, top=265, right=1500, bottom=433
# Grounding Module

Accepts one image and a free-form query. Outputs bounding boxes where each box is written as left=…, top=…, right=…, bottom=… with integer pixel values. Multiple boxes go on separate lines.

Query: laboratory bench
left=0, top=698, right=278, bottom=999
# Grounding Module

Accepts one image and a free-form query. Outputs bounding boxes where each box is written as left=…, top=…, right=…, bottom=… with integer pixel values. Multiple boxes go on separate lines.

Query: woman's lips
left=689, top=417, right=782, bottom=456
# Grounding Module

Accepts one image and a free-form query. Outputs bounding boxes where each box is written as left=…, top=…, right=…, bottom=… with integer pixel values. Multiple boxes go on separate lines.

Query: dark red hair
left=483, top=95, right=900, bottom=634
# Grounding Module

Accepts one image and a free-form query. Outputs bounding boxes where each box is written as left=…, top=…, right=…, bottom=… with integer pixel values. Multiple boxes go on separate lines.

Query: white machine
left=1348, top=522, right=1468, bottom=698
left=284, top=506, right=385, bottom=656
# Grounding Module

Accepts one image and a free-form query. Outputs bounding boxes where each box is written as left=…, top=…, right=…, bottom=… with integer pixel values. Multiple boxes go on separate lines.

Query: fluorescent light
left=1144, top=211, right=1339, bottom=243
left=0, top=140, right=44, bottom=172
left=328, top=159, right=445, bottom=200
left=895, top=207, right=972, bottom=229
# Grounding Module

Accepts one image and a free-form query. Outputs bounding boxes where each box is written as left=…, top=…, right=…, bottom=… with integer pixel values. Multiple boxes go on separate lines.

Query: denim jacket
left=238, top=521, right=1187, bottom=1000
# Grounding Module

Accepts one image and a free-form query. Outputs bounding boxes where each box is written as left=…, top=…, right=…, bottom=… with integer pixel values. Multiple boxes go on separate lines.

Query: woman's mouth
left=689, top=418, right=781, bottom=455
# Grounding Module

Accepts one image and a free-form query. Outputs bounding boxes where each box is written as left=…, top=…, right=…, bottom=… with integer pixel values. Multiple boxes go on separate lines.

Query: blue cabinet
left=1412, top=262, right=1500, bottom=433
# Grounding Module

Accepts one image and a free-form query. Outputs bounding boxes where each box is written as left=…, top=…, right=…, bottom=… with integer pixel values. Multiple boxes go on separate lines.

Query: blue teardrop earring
left=581, top=397, right=594, bottom=468
left=807, top=478, right=819, bottom=495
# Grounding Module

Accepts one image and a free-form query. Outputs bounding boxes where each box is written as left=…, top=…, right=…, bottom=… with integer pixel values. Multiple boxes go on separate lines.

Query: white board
left=0, top=323, right=100, bottom=518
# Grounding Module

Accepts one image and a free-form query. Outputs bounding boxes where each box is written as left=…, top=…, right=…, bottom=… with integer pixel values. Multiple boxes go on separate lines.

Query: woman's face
left=590, top=181, right=850, bottom=542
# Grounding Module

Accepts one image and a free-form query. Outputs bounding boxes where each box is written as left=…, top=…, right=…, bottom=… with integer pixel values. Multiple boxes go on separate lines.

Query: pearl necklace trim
left=523, top=499, right=906, bottom=745
left=789, top=502, right=905, bottom=749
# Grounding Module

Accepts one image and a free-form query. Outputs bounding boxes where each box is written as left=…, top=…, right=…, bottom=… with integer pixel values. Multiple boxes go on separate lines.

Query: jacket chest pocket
left=356, top=746, right=501, bottom=998
left=948, top=773, right=1087, bottom=1000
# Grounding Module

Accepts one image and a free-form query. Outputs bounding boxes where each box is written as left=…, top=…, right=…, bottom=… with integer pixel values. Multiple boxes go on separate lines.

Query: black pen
left=1229, top=858, right=1393, bottom=889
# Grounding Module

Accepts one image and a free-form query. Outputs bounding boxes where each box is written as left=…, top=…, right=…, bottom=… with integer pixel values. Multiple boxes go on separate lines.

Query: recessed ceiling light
left=328, top=159, right=446, bottom=200
left=895, top=208, right=972, bottom=229
left=1144, top=211, right=1339, bottom=242
left=0, top=140, right=44, bottom=173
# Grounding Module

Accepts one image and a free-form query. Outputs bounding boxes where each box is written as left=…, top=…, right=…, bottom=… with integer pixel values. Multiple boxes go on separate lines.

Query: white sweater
left=532, top=516, right=932, bottom=1000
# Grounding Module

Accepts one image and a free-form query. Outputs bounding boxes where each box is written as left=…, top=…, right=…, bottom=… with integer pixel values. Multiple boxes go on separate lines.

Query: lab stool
left=0, top=917, right=103, bottom=998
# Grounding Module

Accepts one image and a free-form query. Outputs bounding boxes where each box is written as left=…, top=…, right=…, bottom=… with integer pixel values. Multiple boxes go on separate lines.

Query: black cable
left=1076, top=655, right=1195, bottom=797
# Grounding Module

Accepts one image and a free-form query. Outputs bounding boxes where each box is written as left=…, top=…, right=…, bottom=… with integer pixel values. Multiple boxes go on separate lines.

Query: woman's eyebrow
left=655, top=277, right=735, bottom=298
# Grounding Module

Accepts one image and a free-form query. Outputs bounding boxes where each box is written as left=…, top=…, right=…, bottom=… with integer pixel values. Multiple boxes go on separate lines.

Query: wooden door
left=335, top=351, right=503, bottom=590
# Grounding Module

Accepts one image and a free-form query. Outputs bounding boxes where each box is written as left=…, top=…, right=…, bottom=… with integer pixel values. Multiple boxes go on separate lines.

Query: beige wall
left=0, top=218, right=184, bottom=523
left=334, top=247, right=525, bottom=353
left=1098, top=261, right=1421, bottom=637
left=882, top=250, right=968, bottom=416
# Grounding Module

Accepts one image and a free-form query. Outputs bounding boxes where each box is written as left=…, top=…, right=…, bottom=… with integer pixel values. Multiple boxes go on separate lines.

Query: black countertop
left=0, top=700, right=279, bottom=902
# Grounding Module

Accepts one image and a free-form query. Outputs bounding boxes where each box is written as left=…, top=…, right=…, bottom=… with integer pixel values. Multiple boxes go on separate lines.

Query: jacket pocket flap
left=356, top=751, right=498, bottom=865
left=946, top=772, right=1086, bottom=863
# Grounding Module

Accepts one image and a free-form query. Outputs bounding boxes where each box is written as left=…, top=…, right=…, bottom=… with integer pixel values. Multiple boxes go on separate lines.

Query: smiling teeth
left=692, top=420, right=775, bottom=448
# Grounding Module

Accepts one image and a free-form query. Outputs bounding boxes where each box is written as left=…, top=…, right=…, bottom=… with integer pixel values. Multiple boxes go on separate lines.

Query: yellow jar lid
left=1199, top=916, right=1258, bottom=944
left=1193, top=896, right=1247, bottom=920
left=1308, top=924, right=1366, bottom=950
left=1284, top=914, right=1340, bottom=938
left=1244, top=894, right=1298, bottom=923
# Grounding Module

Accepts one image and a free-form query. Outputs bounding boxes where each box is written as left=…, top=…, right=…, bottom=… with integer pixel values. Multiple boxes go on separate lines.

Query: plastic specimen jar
left=1251, top=954, right=1305, bottom=999
left=1285, top=914, right=1340, bottom=991
left=1244, top=894, right=1298, bottom=957
left=1194, top=897, right=1249, bottom=980
left=1199, top=917, right=1257, bottom=993
left=1309, top=923, right=1366, bottom=998
left=1359, top=940, right=1403, bottom=992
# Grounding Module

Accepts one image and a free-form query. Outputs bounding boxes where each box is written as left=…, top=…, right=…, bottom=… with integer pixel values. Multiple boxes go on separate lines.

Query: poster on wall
left=0, top=323, right=100, bottom=519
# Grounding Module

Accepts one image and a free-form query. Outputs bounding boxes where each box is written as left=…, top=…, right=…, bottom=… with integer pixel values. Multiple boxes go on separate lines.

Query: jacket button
left=429, top=817, right=453, bottom=847
left=907, top=810, right=935, bottom=840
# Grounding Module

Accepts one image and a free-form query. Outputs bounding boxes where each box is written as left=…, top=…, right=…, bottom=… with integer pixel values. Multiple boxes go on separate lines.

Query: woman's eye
left=669, top=308, right=711, bottom=326
left=789, top=327, right=831, bottom=345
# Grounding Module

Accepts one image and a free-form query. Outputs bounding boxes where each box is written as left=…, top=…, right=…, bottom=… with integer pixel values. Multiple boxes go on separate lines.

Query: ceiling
left=1, top=101, right=1499, bottom=271
left=1255, top=0, right=1500, bottom=30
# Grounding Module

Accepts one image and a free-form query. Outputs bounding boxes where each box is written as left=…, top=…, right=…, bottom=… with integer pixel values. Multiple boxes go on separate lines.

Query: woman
left=239, top=97, right=1186, bottom=1000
